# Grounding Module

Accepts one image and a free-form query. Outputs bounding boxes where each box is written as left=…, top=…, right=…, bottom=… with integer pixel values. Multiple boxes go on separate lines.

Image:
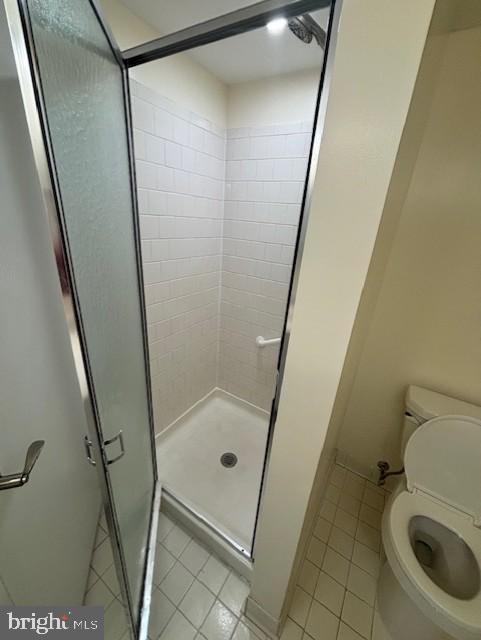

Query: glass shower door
left=5, top=0, right=158, bottom=637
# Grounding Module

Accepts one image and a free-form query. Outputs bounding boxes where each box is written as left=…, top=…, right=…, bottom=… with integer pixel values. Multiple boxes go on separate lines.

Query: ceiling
left=120, top=0, right=330, bottom=84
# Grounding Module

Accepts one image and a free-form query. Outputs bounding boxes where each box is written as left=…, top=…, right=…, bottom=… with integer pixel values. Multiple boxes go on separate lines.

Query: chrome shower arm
left=299, top=14, right=327, bottom=48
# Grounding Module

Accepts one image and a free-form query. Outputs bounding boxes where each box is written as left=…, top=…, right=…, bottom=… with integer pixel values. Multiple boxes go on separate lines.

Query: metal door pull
left=83, top=431, right=125, bottom=467
left=0, top=440, right=45, bottom=491
left=104, top=431, right=125, bottom=465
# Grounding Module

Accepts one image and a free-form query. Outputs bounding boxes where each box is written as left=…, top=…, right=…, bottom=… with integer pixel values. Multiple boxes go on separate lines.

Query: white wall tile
left=132, top=96, right=155, bottom=134
left=133, top=82, right=310, bottom=425
left=145, top=134, right=165, bottom=164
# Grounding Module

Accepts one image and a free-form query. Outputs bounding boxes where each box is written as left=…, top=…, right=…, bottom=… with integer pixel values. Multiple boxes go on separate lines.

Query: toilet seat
left=385, top=490, right=481, bottom=639
left=383, top=415, right=481, bottom=640
left=404, top=415, right=481, bottom=525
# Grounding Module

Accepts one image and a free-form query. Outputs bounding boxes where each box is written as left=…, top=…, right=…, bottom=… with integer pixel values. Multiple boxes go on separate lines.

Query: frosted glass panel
left=27, top=0, right=154, bottom=623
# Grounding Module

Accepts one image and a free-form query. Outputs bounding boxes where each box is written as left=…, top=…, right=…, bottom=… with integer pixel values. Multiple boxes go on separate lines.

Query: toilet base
left=377, top=561, right=453, bottom=640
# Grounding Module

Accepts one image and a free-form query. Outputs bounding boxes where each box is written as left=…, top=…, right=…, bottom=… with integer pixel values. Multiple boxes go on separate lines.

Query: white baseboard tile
left=245, top=595, right=280, bottom=638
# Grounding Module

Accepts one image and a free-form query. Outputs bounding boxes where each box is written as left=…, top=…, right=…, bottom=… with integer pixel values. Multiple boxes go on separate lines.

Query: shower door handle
left=0, top=440, right=45, bottom=491
left=84, top=431, right=125, bottom=467
left=104, top=430, right=125, bottom=466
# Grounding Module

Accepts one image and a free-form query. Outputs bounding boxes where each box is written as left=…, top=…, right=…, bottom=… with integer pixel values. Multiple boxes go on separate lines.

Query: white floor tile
left=89, top=459, right=391, bottom=640
left=359, top=504, right=382, bottom=530
left=149, top=588, right=176, bottom=639
left=297, top=560, right=319, bottom=595
left=219, top=573, right=250, bottom=616
left=104, top=599, right=128, bottom=640
left=322, top=548, right=350, bottom=587
left=289, top=587, right=312, bottom=628
left=237, top=616, right=266, bottom=640
left=352, top=542, right=380, bottom=579
left=280, top=618, right=303, bottom=640
left=337, top=622, right=364, bottom=640
left=328, top=526, right=355, bottom=560
left=85, top=578, right=115, bottom=608
left=157, top=513, right=175, bottom=543
left=334, top=509, right=358, bottom=537
left=279, top=462, right=387, bottom=640
left=305, top=600, right=340, bottom=640
left=180, top=580, right=216, bottom=628
left=94, top=524, right=108, bottom=549
left=320, top=500, right=337, bottom=523
left=325, top=483, right=342, bottom=505
left=201, top=601, right=238, bottom=640
left=91, top=538, right=114, bottom=577
left=198, top=556, right=230, bottom=595
left=343, top=474, right=366, bottom=501
left=163, top=525, right=192, bottom=558
left=341, top=592, right=373, bottom=639
left=306, top=537, right=327, bottom=568
left=160, top=562, right=194, bottom=605
left=347, top=565, right=377, bottom=606
left=338, top=493, right=361, bottom=518
left=102, top=564, right=120, bottom=596
left=313, top=517, right=332, bottom=543
left=154, top=545, right=177, bottom=585
left=86, top=570, right=98, bottom=593
left=181, top=540, right=210, bottom=575
left=314, top=571, right=345, bottom=616
left=355, top=522, right=381, bottom=553
left=160, top=611, right=197, bottom=640
left=99, top=510, right=107, bottom=532
left=330, top=466, right=347, bottom=489
left=232, top=619, right=263, bottom=640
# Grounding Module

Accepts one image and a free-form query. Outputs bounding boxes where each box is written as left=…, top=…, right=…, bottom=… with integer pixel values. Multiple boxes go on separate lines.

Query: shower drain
left=220, top=452, right=238, bottom=468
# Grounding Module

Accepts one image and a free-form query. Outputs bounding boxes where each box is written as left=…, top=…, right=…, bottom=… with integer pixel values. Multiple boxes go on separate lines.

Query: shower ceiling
left=120, top=0, right=330, bottom=83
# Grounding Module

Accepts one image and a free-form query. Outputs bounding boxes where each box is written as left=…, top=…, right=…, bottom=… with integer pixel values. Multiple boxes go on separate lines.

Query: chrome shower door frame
left=121, top=0, right=342, bottom=561
left=4, top=1, right=159, bottom=639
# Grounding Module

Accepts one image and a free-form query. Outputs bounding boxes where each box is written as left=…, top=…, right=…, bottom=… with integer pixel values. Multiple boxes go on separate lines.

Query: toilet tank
left=402, top=385, right=481, bottom=458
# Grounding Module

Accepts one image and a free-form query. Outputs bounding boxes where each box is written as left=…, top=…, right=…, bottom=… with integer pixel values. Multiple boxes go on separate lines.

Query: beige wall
left=337, top=18, right=481, bottom=478
left=100, top=0, right=228, bottom=127
left=248, top=0, right=436, bottom=632
left=227, top=70, right=320, bottom=129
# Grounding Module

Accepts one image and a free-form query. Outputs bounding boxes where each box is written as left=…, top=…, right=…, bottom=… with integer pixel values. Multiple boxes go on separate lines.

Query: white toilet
left=378, top=385, right=481, bottom=640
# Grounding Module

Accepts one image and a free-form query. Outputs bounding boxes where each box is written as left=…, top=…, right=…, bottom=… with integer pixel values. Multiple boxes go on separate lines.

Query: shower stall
left=2, top=0, right=334, bottom=637
left=138, top=79, right=317, bottom=557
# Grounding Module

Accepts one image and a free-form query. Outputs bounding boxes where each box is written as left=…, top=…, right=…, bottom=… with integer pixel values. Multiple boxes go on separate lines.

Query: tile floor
left=284, top=464, right=392, bottom=640
left=149, top=511, right=265, bottom=640
left=85, top=509, right=266, bottom=640
left=84, top=510, right=129, bottom=640
left=85, top=463, right=394, bottom=640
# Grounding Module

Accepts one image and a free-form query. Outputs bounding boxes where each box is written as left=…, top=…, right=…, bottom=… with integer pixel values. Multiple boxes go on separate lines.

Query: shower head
left=288, top=14, right=326, bottom=49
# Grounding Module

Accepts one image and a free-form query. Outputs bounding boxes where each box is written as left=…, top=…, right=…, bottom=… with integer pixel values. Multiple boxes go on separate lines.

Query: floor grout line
left=287, top=462, right=387, bottom=640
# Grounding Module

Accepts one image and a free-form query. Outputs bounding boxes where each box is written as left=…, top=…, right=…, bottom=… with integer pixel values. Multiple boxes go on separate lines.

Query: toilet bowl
left=378, top=414, right=481, bottom=640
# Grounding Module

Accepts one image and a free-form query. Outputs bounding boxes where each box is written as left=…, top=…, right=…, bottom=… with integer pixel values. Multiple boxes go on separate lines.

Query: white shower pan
left=156, top=388, right=269, bottom=574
